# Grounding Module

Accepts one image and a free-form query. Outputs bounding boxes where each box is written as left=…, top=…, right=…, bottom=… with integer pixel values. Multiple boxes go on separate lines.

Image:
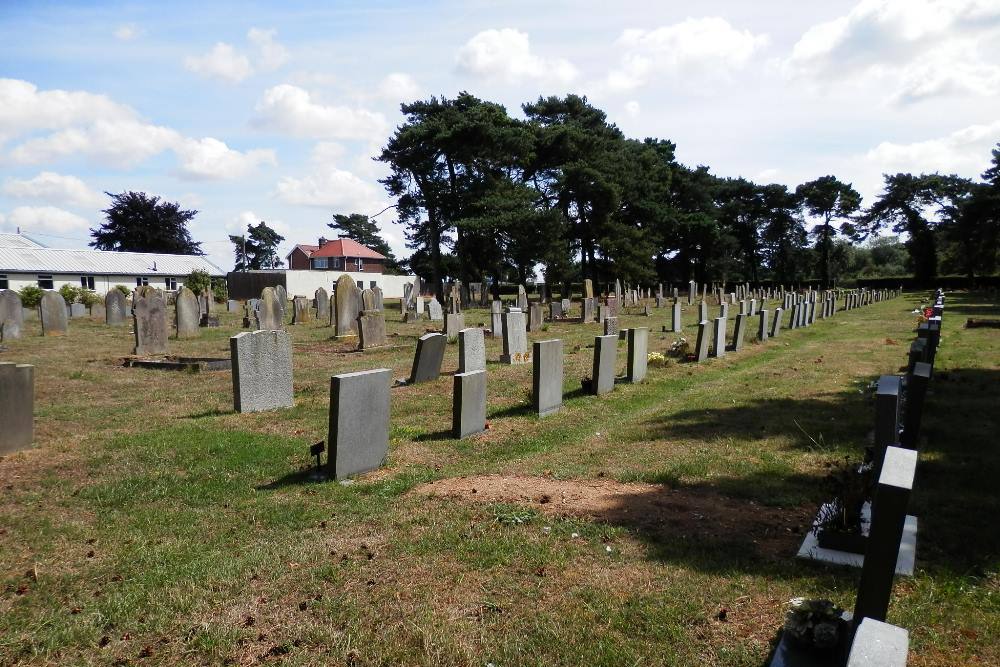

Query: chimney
left=318, top=237, right=328, bottom=247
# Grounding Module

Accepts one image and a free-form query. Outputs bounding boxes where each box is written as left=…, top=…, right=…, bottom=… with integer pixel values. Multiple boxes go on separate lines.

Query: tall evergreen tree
left=92, top=191, right=201, bottom=255
left=796, top=176, right=861, bottom=287
left=229, top=221, right=284, bottom=270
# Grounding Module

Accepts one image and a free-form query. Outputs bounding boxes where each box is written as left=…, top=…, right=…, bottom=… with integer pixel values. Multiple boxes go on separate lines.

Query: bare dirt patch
left=414, top=474, right=812, bottom=561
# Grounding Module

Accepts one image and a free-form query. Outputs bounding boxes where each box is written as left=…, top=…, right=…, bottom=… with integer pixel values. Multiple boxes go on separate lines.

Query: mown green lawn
left=1, top=291, right=997, bottom=666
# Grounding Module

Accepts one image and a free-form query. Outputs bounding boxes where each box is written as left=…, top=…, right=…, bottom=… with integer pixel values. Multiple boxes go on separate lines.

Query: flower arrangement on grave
left=647, top=351, right=668, bottom=366
left=667, top=337, right=689, bottom=358
left=812, top=455, right=874, bottom=554
left=782, top=597, right=848, bottom=653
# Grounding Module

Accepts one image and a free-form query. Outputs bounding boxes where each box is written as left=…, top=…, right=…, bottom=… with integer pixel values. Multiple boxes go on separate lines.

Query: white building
left=0, top=233, right=225, bottom=294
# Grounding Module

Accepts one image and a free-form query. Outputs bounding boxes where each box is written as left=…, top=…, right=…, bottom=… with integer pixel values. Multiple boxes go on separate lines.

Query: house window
left=332, top=257, right=343, bottom=270
left=0, top=275, right=7, bottom=290
left=357, top=258, right=364, bottom=271
left=136, top=276, right=149, bottom=286
left=165, top=277, right=177, bottom=291
left=313, top=257, right=328, bottom=269
left=370, top=281, right=376, bottom=289
left=80, top=276, right=95, bottom=290
left=38, top=275, right=54, bottom=289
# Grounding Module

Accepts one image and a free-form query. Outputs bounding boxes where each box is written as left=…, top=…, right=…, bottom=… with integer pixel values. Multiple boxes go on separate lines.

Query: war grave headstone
left=698, top=300, right=708, bottom=322
left=428, top=297, right=444, bottom=322
left=333, top=275, right=360, bottom=337
left=458, top=327, right=486, bottom=373
left=358, top=310, right=388, bottom=349
left=408, top=333, right=447, bottom=384
left=758, top=309, right=769, bottom=342
left=732, top=313, right=748, bottom=351
left=500, top=309, right=530, bottom=364
left=489, top=300, right=502, bottom=338
left=0, top=290, right=24, bottom=341
left=133, top=288, right=168, bottom=356
left=328, top=368, right=392, bottom=480
left=626, top=327, right=648, bottom=383
left=175, top=287, right=201, bottom=339
left=453, top=370, right=487, bottom=438
left=105, top=289, right=126, bottom=326
left=0, top=362, right=34, bottom=455
left=671, top=301, right=682, bottom=333
left=694, top=320, right=710, bottom=362
left=590, top=335, right=617, bottom=395
left=230, top=330, right=294, bottom=413
left=532, top=339, right=563, bottom=417
left=712, top=317, right=727, bottom=358
left=901, top=362, right=931, bottom=449
left=528, top=303, right=543, bottom=332
left=254, top=287, right=284, bottom=331
left=771, top=307, right=783, bottom=338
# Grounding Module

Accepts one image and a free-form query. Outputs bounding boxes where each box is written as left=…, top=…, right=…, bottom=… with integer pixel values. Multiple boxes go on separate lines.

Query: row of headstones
left=773, top=290, right=943, bottom=667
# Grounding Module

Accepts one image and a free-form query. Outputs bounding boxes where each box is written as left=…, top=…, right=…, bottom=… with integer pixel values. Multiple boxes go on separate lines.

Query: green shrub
left=185, top=269, right=211, bottom=296
left=212, top=281, right=228, bottom=304
left=78, top=289, right=101, bottom=308
left=115, top=284, right=132, bottom=297
left=58, top=283, right=81, bottom=305
left=18, top=285, right=43, bottom=308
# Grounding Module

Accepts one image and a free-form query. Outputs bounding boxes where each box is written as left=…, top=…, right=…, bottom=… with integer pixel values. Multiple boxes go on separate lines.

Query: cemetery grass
left=0, top=293, right=997, bottom=666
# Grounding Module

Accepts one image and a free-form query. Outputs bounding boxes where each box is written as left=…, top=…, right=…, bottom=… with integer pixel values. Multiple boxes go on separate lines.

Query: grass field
left=1, top=291, right=997, bottom=666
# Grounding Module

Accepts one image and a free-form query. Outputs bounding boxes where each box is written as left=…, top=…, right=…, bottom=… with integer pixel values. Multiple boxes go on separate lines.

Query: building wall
left=0, top=272, right=201, bottom=294
left=287, top=247, right=312, bottom=270
left=284, top=270, right=415, bottom=299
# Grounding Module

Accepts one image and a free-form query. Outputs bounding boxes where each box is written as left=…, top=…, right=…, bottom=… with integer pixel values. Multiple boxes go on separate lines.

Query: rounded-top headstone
left=0, top=289, right=24, bottom=341
left=175, top=286, right=200, bottom=338
left=39, top=290, right=68, bottom=336
left=334, top=274, right=360, bottom=337
left=105, top=289, right=127, bottom=326
left=255, top=287, right=283, bottom=331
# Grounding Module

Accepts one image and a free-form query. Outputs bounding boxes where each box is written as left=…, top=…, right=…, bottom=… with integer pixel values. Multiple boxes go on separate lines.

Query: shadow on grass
left=187, top=407, right=235, bottom=419
left=256, top=467, right=325, bottom=490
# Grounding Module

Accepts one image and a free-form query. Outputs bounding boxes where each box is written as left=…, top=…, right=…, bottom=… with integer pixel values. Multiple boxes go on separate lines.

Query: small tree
left=184, top=269, right=212, bottom=296
left=229, top=221, right=285, bottom=270
left=93, top=191, right=202, bottom=255
left=78, top=289, right=101, bottom=308
left=115, top=284, right=132, bottom=297
left=58, top=284, right=81, bottom=305
left=18, top=285, right=43, bottom=308
left=212, top=281, right=228, bottom=304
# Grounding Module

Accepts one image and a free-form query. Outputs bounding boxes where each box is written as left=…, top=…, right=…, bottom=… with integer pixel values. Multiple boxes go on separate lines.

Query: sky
left=1, top=0, right=999, bottom=272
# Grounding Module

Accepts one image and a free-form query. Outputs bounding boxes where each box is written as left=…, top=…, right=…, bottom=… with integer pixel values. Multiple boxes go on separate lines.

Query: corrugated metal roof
left=0, top=246, right=226, bottom=276
left=0, top=233, right=46, bottom=249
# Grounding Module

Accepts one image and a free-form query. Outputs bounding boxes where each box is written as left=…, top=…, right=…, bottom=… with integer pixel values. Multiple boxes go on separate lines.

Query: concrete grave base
left=796, top=501, right=917, bottom=576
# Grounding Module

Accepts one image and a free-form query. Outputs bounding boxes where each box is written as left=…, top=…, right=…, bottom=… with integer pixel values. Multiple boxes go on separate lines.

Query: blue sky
left=2, top=0, right=999, bottom=271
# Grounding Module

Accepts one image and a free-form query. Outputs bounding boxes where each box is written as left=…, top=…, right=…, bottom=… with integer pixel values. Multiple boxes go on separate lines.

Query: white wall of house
left=284, top=270, right=416, bottom=299
left=0, top=272, right=198, bottom=294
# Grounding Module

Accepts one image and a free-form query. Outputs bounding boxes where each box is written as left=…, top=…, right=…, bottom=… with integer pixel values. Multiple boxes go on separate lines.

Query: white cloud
left=9, top=119, right=180, bottom=167
left=184, top=43, right=254, bottom=83
left=275, top=167, right=382, bottom=210
left=0, top=205, right=91, bottom=235
left=378, top=72, right=421, bottom=102
left=254, top=84, right=387, bottom=140
left=248, top=28, right=290, bottom=71
left=455, top=28, right=578, bottom=86
left=174, top=137, right=277, bottom=180
left=114, top=24, right=141, bottom=41
left=785, top=0, right=1000, bottom=104
left=310, top=141, right=347, bottom=166
left=3, top=171, right=104, bottom=208
left=864, top=120, right=1000, bottom=176
left=624, top=100, right=641, bottom=118
left=605, top=18, right=768, bottom=91
left=0, top=78, right=132, bottom=144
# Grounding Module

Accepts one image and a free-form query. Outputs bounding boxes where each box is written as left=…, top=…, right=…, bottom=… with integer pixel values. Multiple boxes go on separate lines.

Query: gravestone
left=770, top=307, right=783, bottom=338
left=175, top=287, right=201, bottom=338
left=500, top=309, right=529, bottom=364
left=444, top=312, right=465, bottom=341
left=133, top=288, right=168, bottom=356
left=458, top=327, right=486, bottom=373
left=333, top=275, right=360, bottom=337
left=69, top=302, right=87, bottom=318
left=901, top=362, right=931, bottom=449
left=517, top=285, right=528, bottom=311
left=105, top=289, right=127, bottom=326
left=428, top=297, right=444, bottom=322
left=626, top=327, right=648, bottom=383
left=560, top=298, right=570, bottom=313
left=291, top=296, right=312, bottom=324
left=358, top=311, right=388, bottom=349
left=846, top=618, right=909, bottom=667
left=408, top=333, right=447, bottom=384
left=38, top=290, right=69, bottom=336
left=583, top=278, right=594, bottom=299
left=489, top=300, right=502, bottom=338
left=0, top=290, right=24, bottom=341
left=590, top=335, right=617, bottom=395
left=712, top=317, right=727, bottom=357
left=0, top=362, right=34, bottom=454
left=549, top=301, right=563, bottom=320
left=603, top=316, right=619, bottom=336
left=598, top=304, right=609, bottom=324
left=314, top=287, right=329, bottom=320
left=328, top=368, right=392, bottom=480
left=374, top=287, right=384, bottom=311
left=528, top=303, right=543, bottom=331
left=229, top=330, right=294, bottom=413
left=453, top=370, right=487, bottom=438
left=874, top=375, right=903, bottom=472
left=758, top=309, right=769, bottom=342
left=227, top=299, right=240, bottom=313
left=582, top=297, right=595, bottom=324
left=732, top=313, right=748, bottom=351
left=254, top=287, right=283, bottom=331
left=361, top=288, right=377, bottom=312
left=90, top=303, right=105, bottom=320
left=532, top=339, right=563, bottom=417
left=275, top=284, right=287, bottom=320
left=671, top=301, right=682, bottom=333
left=694, top=320, right=710, bottom=362
left=698, top=301, right=708, bottom=322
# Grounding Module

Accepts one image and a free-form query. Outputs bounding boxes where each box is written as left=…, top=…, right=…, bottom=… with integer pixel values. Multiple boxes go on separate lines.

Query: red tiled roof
left=292, top=244, right=320, bottom=256
left=310, top=238, right=385, bottom=260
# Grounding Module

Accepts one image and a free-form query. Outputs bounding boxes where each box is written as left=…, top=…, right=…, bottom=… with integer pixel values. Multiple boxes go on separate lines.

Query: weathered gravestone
left=603, top=316, right=619, bottom=336
left=0, top=362, right=34, bottom=454
left=458, top=327, right=486, bottom=373
left=328, top=368, right=391, bottom=480
left=254, top=287, right=284, bottom=331
left=528, top=303, right=543, bottom=331
left=373, top=287, right=384, bottom=311
left=694, top=320, right=710, bottom=362
left=500, top=309, right=529, bottom=364
left=229, top=330, right=294, bottom=413
left=175, top=287, right=201, bottom=339
left=0, top=290, right=24, bottom=341
left=517, top=285, right=528, bottom=311
left=444, top=312, right=465, bottom=341
left=105, top=289, right=127, bottom=326
left=489, top=300, right=502, bottom=338
left=358, top=310, right=388, bottom=349
left=227, top=299, right=240, bottom=313
left=361, top=288, right=377, bottom=312
left=583, top=278, right=594, bottom=300
left=69, top=302, right=87, bottom=318
left=315, top=287, right=329, bottom=321
left=292, top=296, right=312, bottom=324
left=549, top=301, right=563, bottom=320
left=90, top=302, right=106, bottom=320
left=453, top=370, right=487, bottom=438
left=590, top=335, right=617, bottom=395
left=626, top=327, right=648, bottom=383
left=274, top=284, right=288, bottom=320
left=698, top=300, right=708, bottom=322
left=408, top=333, right=447, bottom=384
left=132, top=288, right=168, bottom=355
left=39, top=292, right=67, bottom=336
left=333, top=275, right=360, bottom=337
left=532, top=339, right=563, bottom=417
left=427, top=297, right=444, bottom=322
left=582, top=298, right=595, bottom=323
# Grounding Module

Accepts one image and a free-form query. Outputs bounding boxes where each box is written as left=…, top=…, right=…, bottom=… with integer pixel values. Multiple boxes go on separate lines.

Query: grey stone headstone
left=591, top=335, right=617, bottom=395
left=0, top=290, right=24, bottom=341
left=444, top=312, right=465, bottom=341
left=90, top=303, right=106, bottom=319
left=560, top=298, right=570, bottom=313
left=583, top=278, right=594, bottom=299
left=328, top=368, right=391, bottom=480
left=0, top=362, right=34, bottom=454
left=719, top=303, right=729, bottom=320
left=453, top=370, right=486, bottom=438
left=361, top=288, right=377, bottom=312
left=275, top=284, right=287, bottom=314
left=901, top=362, right=931, bottom=449
left=874, top=375, right=903, bottom=470
left=582, top=298, right=595, bottom=323
left=315, top=288, right=329, bottom=320
left=598, top=304, right=609, bottom=324
left=758, top=309, right=769, bottom=342
left=255, top=287, right=284, bottom=331
left=428, top=297, right=444, bottom=322
left=712, top=317, right=727, bottom=357
left=770, top=307, right=783, bottom=338
left=133, top=289, right=168, bottom=355
left=175, top=287, right=201, bottom=338
left=603, top=316, right=619, bottom=336
left=853, top=446, right=917, bottom=625
left=500, top=310, right=529, bottom=364
left=291, top=296, right=312, bottom=324
left=358, top=311, right=388, bottom=349
left=374, top=287, right=384, bottom=311
left=694, top=320, right=710, bottom=362
left=698, top=301, right=708, bottom=322
left=458, top=327, right=486, bottom=373
left=105, top=290, right=127, bottom=326
left=732, top=313, right=748, bottom=351
left=528, top=303, right=543, bottom=331
left=333, top=275, right=360, bottom=337
left=489, top=303, right=502, bottom=339
left=230, top=330, right=294, bottom=413
left=69, top=302, right=87, bottom=318
left=409, top=333, right=447, bottom=384
left=517, top=285, right=528, bottom=311
left=626, top=327, right=648, bottom=383
left=671, top=301, right=682, bottom=333
left=227, top=299, right=240, bottom=313
left=549, top=301, right=563, bottom=320
left=846, top=618, right=909, bottom=667
left=532, top=339, right=563, bottom=417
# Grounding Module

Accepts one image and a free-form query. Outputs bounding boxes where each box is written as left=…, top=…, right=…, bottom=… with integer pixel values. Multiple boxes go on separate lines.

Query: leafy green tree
left=58, top=284, right=80, bottom=305
left=184, top=269, right=212, bottom=296
left=229, top=221, right=285, bottom=270
left=18, top=285, right=43, bottom=308
left=796, top=176, right=861, bottom=287
left=92, top=191, right=202, bottom=254
left=329, top=213, right=401, bottom=271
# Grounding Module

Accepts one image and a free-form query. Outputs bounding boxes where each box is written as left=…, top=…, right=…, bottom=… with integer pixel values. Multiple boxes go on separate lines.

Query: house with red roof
left=285, top=237, right=387, bottom=273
